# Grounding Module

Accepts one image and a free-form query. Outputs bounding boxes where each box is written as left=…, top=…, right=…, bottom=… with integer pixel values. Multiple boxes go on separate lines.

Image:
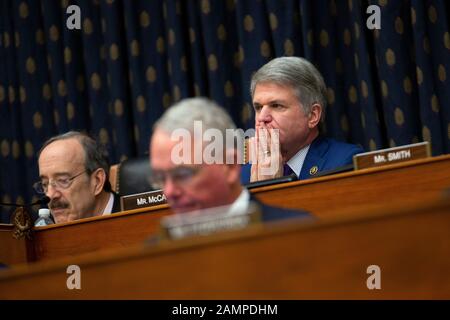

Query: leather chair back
left=114, top=156, right=155, bottom=196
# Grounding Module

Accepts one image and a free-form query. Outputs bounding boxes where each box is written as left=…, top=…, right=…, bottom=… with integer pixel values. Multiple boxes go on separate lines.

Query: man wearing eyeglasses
left=149, top=97, right=310, bottom=221
left=35, top=131, right=120, bottom=223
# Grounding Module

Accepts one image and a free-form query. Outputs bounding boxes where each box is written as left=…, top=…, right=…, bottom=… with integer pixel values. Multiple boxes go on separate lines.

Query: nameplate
left=120, top=189, right=167, bottom=211
left=159, top=202, right=262, bottom=241
left=353, top=142, right=431, bottom=170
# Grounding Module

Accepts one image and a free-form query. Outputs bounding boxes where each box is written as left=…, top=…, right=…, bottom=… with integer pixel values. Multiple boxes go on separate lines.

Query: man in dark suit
left=241, top=56, right=363, bottom=184
left=149, top=97, right=310, bottom=221
left=35, top=131, right=121, bottom=224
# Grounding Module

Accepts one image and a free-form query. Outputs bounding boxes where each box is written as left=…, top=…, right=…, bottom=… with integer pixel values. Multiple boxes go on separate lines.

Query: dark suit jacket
left=241, top=136, right=363, bottom=184
left=112, top=192, right=122, bottom=213
left=251, top=195, right=311, bottom=222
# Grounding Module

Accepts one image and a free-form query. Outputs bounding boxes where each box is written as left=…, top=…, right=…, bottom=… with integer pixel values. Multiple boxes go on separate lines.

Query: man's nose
left=256, top=106, right=272, bottom=123
left=45, top=183, right=61, bottom=200
left=162, top=177, right=181, bottom=200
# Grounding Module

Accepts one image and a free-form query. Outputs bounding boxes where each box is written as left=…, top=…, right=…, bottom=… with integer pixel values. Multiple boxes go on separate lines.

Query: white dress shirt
left=286, top=144, right=311, bottom=177
left=227, top=189, right=250, bottom=215
left=102, top=193, right=115, bottom=216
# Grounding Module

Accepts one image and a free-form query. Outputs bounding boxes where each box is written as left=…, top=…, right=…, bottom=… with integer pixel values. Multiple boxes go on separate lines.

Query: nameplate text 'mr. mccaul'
left=120, top=189, right=167, bottom=211
left=353, top=141, right=431, bottom=170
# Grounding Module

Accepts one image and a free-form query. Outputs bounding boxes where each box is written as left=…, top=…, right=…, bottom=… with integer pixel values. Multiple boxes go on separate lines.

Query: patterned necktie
left=283, top=163, right=295, bottom=177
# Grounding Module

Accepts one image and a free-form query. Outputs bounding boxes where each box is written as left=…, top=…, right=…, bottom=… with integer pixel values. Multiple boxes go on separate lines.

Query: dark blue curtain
left=1, top=0, right=449, bottom=222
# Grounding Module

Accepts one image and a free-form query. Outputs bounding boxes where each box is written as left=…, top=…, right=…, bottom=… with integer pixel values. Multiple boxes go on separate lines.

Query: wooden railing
left=1, top=197, right=449, bottom=299
left=1, top=154, right=449, bottom=265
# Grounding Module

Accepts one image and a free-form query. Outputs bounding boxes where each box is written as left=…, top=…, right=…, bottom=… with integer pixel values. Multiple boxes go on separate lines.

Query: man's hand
left=249, top=127, right=283, bottom=182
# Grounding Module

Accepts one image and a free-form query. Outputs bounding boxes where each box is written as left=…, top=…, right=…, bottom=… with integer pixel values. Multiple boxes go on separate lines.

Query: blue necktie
left=283, top=163, right=295, bottom=177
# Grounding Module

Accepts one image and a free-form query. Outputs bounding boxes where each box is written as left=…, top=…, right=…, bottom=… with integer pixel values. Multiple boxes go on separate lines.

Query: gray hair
left=154, top=97, right=237, bottom=134
left=153, top=97, right=241, bottom=157
left=250, top=56, right=327, bottom=120
left=38, top=131, right=112, bottom=192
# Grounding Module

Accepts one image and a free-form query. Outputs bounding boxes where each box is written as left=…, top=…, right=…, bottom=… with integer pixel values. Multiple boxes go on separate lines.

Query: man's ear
left=308, top=104, right=322, bottom=129
left=91, top=168, right=106, bottom=196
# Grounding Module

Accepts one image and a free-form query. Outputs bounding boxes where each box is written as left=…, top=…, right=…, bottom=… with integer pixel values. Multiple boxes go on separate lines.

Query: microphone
left=0, top=196, right=50, bottom=207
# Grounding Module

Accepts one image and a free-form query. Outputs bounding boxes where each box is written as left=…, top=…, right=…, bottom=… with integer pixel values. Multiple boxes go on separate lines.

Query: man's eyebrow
left=39, top=172, right=71, bottom=179
left=253, top=99, right=288, bottom=106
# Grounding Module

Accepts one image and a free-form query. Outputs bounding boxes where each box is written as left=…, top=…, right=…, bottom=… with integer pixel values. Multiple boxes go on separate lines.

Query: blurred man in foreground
left=149, top=97, right=310, bottom=221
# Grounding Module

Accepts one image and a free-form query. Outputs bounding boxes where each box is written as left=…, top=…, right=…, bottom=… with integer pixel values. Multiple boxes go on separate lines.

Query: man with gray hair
left=242, top=56, right=363, bottom=183
left=35, top=131, right=120, bottom=223
left=149, top=97, right=309, bottom=220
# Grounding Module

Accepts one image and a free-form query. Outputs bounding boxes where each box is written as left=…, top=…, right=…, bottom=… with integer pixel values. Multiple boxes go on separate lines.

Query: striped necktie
left=283, top=163, right=295, bottom=177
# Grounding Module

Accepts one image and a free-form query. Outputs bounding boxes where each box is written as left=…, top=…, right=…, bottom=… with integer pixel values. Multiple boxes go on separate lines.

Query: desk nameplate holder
left=159, top=202, right=262, bottom=241
left=120, top=189, right=167, bottom=211
left=353, top=141, right=431, bottom=170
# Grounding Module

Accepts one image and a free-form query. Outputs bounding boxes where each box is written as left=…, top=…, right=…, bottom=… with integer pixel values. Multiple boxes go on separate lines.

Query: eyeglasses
left=33, top=170, right=87, bottom=194
left=149, top=166, right=202, bottom=190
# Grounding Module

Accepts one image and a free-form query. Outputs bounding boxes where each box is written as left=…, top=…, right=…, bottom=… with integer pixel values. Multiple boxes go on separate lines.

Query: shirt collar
left=227, top=188, right=250, bottom=215
left=102, top=193, right=115, bottom=216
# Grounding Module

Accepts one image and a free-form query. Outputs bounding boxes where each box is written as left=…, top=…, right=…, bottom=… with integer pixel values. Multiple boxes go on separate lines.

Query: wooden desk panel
left=2, top=154, right=450, bottom=264
left=0, top=225, right=34, bottom=265
left=32, top=204, right=171, bottom=261
left=251, top=154, right=450, bottom=216
left=1, top=199, right=449, bottom=299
